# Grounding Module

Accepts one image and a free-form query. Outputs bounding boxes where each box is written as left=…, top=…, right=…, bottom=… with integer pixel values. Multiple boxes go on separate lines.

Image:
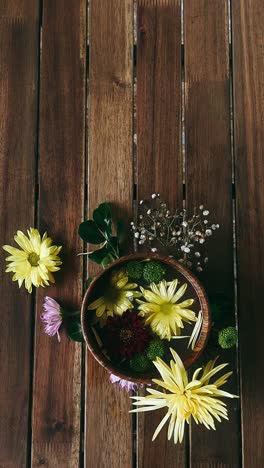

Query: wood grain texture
left=0, top=2, right=40, bottom=467
left=0, top=0, right=38, bottom=18
left=86, top=1, right=134, bottom=467
left=137, top=1, right=185, bottom=467
left=232, top=1, right=264, bottom=467
left=184, top=1, right=240, bottom=466
left=31, top=1, right=86, bottom=466
left=137, top=0, right=182, bottom=208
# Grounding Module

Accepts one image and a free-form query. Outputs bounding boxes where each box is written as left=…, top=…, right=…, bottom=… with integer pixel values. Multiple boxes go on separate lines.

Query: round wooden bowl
left=81, top=253, right=211, bottom=385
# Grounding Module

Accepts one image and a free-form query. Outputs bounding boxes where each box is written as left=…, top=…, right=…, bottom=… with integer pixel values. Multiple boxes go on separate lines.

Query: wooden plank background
left=0, top=1, right=40, bottom=467
left=136, top=2, right=185, bottom=467
left=184, top=1, right=240, bottom=466
left=31, top=1, right=86, bottom=466
left=86, top=1, right=134, bottom=467
left=232, top=1, right=264, bottom=467
left=1, top=0, right=264, bottom=467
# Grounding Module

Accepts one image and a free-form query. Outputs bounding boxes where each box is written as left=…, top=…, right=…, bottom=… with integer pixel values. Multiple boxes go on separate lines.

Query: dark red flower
left=103, top=311, right=151, bottom=360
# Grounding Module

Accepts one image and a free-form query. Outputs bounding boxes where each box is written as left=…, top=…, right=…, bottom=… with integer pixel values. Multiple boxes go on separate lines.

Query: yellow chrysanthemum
left=137, top=279, right=196, bottom=340
left=88, top=269, right=141, bottom=319
left=3, top=228, right=62, bottom=293
left=131, top=349, right=238, bottom=444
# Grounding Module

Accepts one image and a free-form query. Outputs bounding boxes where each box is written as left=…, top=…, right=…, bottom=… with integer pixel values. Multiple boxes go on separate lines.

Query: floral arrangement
left=3, top=195, right=238, bottom=445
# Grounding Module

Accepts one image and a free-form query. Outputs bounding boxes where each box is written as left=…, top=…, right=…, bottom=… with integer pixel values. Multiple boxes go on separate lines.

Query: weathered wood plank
left=0, top=0, right=38, bottom=17
left=232, top=1, right=264, bottom=467
left=0, top=2, right=40, bottom=467
left=184, top=1, right=240, bottom=466
left=137, top=0, right=182, bottom=207
left=31, top=1, right=86, bottom=466
left=86, top=1, right=134, bottom=467
left=137, top=1, right=184, bottom=467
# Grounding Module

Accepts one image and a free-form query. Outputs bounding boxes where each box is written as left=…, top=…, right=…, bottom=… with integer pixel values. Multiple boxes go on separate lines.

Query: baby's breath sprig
left=131, top=193, right=219, bottom=273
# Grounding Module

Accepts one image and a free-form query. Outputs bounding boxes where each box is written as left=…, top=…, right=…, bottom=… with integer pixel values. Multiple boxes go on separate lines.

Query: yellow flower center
left=175, top=393, right=193, bottom=419
left=105, top=287, right=121, bottom=304
left=28, top=252, right=40, bottom=267
left=160, top=303, right=174, bottom=315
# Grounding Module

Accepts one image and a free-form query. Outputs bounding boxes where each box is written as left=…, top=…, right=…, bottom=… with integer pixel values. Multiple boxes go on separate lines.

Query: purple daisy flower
left=41, top=296, right=62, bottom=342
left=110, top=373, right=145, bottom=392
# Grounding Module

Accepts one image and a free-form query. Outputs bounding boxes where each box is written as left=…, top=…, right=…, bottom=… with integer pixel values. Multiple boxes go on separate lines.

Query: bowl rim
left=81, top=252, right=211, bottom=385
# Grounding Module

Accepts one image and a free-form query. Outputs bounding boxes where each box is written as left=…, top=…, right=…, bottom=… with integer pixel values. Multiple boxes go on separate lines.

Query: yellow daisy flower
left=3, top=228, right=62, bottom=293
left=131, top=349, right=238, bottom=444
left=88, top=269, right=141, bottom=319
left=137, top=279, right=196, bottom=340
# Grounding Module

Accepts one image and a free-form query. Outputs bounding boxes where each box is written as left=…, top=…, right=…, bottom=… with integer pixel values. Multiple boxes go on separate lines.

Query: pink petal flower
left=109, top=373, right=145, bottom=392
left=109, top=374, right=120, bottom=384
left=41, top=296, right=62, bottom=342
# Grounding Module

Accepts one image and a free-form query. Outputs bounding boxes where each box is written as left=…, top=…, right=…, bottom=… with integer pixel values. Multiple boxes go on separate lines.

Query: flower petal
left=171, top=283, right=187, bottom=304
left=152, top=411, right=171, bottom=441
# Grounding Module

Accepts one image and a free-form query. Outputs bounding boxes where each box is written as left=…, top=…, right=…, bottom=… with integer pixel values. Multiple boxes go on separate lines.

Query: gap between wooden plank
left=79, top=3, right=90, bottom=467
left=27, top=1, right=43, bottom=466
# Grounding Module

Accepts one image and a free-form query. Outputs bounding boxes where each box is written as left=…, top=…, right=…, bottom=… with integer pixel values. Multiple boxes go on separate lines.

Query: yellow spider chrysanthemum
left=131, top=349, right=238, bottom=444
left=88, top=269, right=141, bottom=319
left=137, top=279, right=196, bottom=340
left=3, top=228, right=62, bottom=293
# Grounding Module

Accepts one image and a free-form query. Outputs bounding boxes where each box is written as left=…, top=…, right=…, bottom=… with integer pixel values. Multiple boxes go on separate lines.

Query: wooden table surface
left=1, top=1, right=264, bottom=467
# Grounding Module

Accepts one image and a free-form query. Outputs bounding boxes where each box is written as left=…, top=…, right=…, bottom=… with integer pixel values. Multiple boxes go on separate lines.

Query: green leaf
left=101, top=253, right=115, bottom=267
left=78, top=220, right=105, bottom=244
left=88, top=245, right=112, bottom=264
left=66, top=318, right=84, bottom=342
left=109, top=236, right=120, bottom=255
left=116, top=219, right=125, bottom=239
left=93, top=203, right=112, bottom=237
left=62, top=309, right=80, bottom=318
